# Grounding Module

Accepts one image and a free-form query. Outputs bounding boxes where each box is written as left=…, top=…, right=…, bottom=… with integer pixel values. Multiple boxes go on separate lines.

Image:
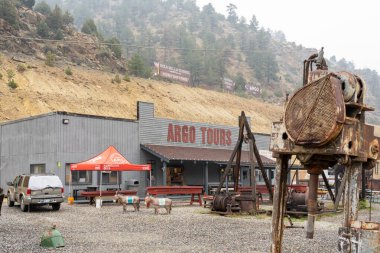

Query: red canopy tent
left=70, top=146, right=151, bottom=198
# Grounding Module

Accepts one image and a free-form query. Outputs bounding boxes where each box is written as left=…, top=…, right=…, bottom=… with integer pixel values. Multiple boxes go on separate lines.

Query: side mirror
left=6, top=181, right=14, bottom=186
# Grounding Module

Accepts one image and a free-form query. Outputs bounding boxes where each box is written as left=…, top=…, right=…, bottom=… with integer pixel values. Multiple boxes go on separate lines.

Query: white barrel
left=95, top=198, right=102, bottom=208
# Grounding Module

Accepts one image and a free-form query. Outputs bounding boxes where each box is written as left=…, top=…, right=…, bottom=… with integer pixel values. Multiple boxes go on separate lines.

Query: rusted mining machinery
left=270, top=48, right=380, bottom=253
left=212, top=112, right=273, bottom=215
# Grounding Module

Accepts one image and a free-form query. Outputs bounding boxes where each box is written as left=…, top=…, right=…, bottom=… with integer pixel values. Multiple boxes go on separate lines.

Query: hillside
left=0, top=54, right=282, bottom=133
left=0, top=0, right=379, bottom=132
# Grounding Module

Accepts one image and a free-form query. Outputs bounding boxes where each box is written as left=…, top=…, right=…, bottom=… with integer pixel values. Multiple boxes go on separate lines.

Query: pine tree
left=0, top=0, right=19, bottom=28
left=46, top=5, right=63, bottom=30
left=20, top=0, right=35, bottom=9
left=34, top=1, right=51, bottom=15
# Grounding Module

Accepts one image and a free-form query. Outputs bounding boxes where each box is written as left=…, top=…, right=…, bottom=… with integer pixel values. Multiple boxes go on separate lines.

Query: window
left=99, top=171, right=120, bottom=185
left=65, top=164, right=92, bottom=185
left=22, top=176, right=30, bottom=187
left=30, top=164, right=45, bottom=174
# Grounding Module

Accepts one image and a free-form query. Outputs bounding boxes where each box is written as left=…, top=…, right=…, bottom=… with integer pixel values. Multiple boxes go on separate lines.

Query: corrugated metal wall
left=138, top=102, right=270, bottom=150
left=0, top=113, right=142, bottom=192
left=0, top=114, right=58, bottom=189
left=137, top=101, right=273, bottom=192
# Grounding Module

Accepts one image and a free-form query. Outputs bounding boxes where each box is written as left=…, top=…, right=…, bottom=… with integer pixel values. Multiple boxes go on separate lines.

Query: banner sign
left=154, top=62, right=190, bottom=84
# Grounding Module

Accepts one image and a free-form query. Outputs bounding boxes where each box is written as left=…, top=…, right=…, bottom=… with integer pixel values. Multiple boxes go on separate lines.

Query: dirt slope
left=0, top=56, right=283, bottom=133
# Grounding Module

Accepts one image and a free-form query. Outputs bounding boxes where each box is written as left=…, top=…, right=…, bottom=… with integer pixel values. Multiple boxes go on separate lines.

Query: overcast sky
left=196, top=0, right=380, bottom=73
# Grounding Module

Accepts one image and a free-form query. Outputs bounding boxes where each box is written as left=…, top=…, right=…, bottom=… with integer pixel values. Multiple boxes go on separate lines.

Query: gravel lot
left=0, top=200, right=379, bottom=253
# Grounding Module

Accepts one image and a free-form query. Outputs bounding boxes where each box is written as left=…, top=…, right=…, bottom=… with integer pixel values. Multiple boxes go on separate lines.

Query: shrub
left=274, top=90, right=283, bottom=98
left=45, top=51, right=55, bottom=67
left=112, top=74, right=121, bottom=84
left=7, top=69, right=15, bottom=80
left=0, top=0, right=19, bottom=28
left=64, top=67, right=72, bottom=75
left=34, top=1, right=51, bottom=15
left=123, top=74, right=130, bottom=82
left=17, top=64, right=27, bottom=72
left=37, top=21, right=49, bottom=38
left=358, top=199, right=368, bottom=210
left=0, top=72, right=3, bottom=79
left=8, top=79, right=17, bottom=89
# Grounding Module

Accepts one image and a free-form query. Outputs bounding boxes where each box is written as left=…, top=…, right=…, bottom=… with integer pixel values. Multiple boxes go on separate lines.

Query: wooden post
left=343, top=163, right=361, bottom=228
left=249, top=139, right=257, bottom=213
left=271, top=155, right=290, bottom=253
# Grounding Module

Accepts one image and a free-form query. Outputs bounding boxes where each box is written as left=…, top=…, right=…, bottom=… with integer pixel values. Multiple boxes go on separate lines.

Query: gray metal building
left=0, top=101, right=275, bottom=196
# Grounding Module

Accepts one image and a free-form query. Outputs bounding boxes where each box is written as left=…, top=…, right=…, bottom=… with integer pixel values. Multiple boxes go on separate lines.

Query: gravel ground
left=0, top=200, right=379, bottom=253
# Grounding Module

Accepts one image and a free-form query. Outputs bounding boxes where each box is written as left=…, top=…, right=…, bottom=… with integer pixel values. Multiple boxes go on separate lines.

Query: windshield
left=29, top=176, right=63, bottom=190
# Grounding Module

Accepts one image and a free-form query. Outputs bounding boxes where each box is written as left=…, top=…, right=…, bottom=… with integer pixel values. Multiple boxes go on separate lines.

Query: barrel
left=212, top=195, right=231, bottom=212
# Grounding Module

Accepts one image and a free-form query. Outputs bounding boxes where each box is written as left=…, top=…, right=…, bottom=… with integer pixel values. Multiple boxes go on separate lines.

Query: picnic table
left=80, top=190, right=137, bottom=205
left=146, top=186, right=203, bottom=206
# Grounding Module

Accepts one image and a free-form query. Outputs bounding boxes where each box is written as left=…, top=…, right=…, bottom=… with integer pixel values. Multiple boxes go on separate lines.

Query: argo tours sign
left=167, top=123, right=232, bottom=146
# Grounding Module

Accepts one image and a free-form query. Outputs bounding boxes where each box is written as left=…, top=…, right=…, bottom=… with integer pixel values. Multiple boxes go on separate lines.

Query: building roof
left=141, top=144, right=275, bottom=166
left=0, top=111, right=136, bottom=126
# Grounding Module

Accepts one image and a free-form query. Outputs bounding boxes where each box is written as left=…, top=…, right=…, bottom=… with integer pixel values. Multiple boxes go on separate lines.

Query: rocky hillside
left=0, top=5, right=125, bottom=72
left=0, top=54, right=282, bottom=133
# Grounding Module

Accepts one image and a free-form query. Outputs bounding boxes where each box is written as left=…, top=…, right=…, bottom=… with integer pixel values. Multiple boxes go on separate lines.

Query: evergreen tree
left=81, top=18, right=98, bottom=35
left=62, top=10, right=74, bottom=26
left=226, top=3, right=238, bottom=24
left=106, top=37, right=122, bottom=59
left=128, top=53, right=150, bottom=78
left=20, top=0, right=34, bottom=8
left=37, top=21, right=49, bottom=38
left=46, top=5, right=63, bottom=30
left=0, top=0, right=19, bottom=28
left=249, top=15, right=259, bottom=31
left=34, top=1, right=51, bottom=15
left=234, top=72, right=246, bottom=92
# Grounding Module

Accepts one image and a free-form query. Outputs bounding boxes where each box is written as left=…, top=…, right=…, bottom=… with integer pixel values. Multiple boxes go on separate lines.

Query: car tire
left=7, top=194, right=14, bottom=207
left=20, top=196, right=28, bottom=212
left=52, top=203, right=61, bottom=211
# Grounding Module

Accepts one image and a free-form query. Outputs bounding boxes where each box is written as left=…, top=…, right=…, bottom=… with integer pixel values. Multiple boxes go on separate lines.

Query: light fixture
left=62, top=119, right=69, bottom=124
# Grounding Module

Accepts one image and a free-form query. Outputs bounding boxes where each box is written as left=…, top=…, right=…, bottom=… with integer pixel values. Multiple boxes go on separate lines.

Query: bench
left=146, top=186, right=203, bottom=206
left=80, top=190, right=137, bottom=205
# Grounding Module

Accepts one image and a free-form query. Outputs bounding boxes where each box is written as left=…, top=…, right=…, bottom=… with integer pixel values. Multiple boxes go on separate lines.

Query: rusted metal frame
left=271, top=155, right=290, bottom=253
left=216, top=115, right=244, bottom=195
left=343, top=163, right=361, bottom=229
left=334, top=167, right=349, bottom=211
left=303, top=53, right=318, bottom=85
left=242, top=114, right=274, bottom=202
left=295, top=76, right=331, bottom=144
left=249, top=139, right=257, bottom=213
left=321, top=171, right=335, bottom=202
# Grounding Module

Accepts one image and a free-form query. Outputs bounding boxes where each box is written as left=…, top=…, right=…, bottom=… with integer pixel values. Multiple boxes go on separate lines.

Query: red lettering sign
left=189, top=126, right=195, bottom=143
left=220, top=129, right=226, bottom=145
left=226, top=130, right=232, bottom=145
left=182, top=125, right=188, bottom=143
left=200, top=127, right=207, bottom=144
left=167, top=124, right=232, bottom=146
left=174, top=125, right=181, bottom=142
left=167, top=123, right=174, bottom=142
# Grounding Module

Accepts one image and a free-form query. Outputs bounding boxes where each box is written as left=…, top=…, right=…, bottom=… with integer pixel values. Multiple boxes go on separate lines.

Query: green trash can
left=40, top=225, right=65, bottom=248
